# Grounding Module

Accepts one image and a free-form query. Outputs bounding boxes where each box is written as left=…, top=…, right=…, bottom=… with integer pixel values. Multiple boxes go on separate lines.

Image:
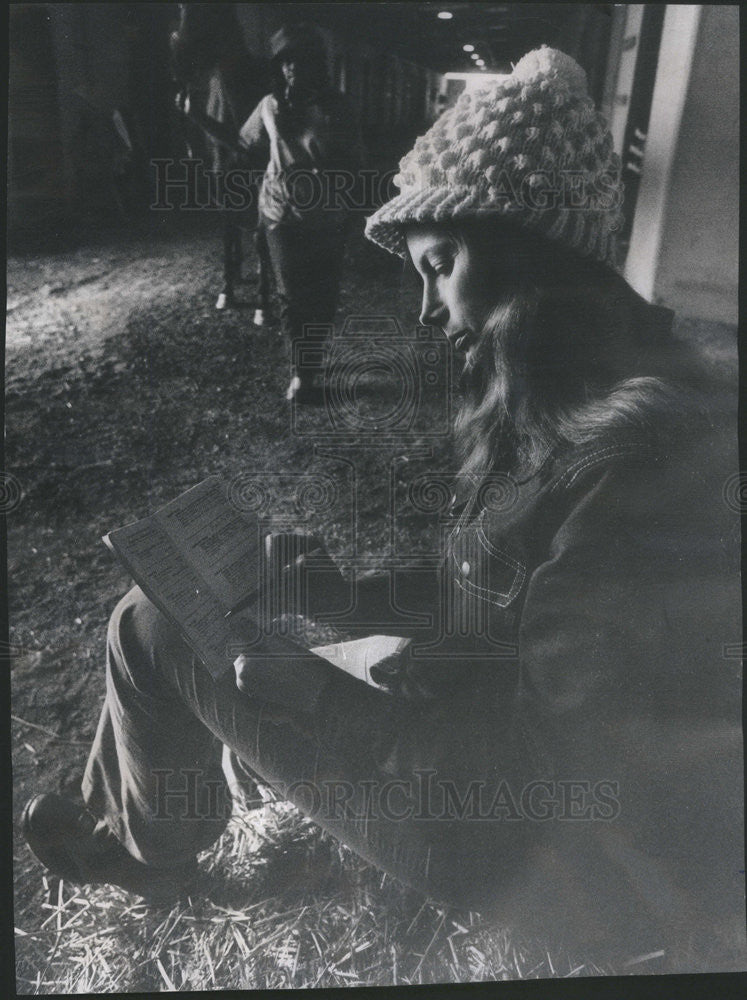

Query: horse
left=169, top=3, right=272, bottom=319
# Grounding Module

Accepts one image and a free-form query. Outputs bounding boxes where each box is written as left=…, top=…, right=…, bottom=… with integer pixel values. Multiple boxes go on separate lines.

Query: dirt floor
left=6, top=213, right=739, bottom=990
left=7, top=212, right=470, bottom=987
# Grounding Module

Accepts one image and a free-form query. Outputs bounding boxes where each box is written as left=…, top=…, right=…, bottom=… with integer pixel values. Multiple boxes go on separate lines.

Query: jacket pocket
left=449, top=516, right=527, bottom=609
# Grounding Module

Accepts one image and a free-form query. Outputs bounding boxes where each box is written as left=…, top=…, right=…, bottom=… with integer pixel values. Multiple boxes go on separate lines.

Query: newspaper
left=103, top=477, right=408, bottom=691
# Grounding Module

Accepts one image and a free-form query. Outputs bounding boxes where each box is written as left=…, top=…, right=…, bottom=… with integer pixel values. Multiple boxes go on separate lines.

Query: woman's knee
left=107, top=586, right=185, bottom=690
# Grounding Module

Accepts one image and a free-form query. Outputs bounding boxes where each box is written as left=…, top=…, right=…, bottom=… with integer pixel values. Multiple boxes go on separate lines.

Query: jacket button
left=461, top=560, right=470, bottom=576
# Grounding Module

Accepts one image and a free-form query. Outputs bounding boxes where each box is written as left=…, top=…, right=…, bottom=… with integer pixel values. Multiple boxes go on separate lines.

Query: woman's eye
left=429, top=259, right=452, bottom=276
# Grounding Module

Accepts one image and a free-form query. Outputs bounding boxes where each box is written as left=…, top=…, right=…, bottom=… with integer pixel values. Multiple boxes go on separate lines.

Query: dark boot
left=22, top=793, right=198, bottom=905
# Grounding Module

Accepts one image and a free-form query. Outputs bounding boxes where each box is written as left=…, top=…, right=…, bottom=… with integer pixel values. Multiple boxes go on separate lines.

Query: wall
left=602, top=5, right=645, bottom=155
left=8, top=4, right=67, bottom=230
left=654, top=3, right=738, bottom=324
left=626, top=5, right=739, bottom=325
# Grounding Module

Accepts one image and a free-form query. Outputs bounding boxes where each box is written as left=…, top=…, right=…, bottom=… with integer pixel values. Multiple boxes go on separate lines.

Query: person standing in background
left=239, top=23, right=366, bottom=404
left=170, top=3, right=271, bottom=317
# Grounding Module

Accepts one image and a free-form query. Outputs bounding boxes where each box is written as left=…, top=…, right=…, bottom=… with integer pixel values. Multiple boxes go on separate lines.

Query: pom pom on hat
left=512, top=44, right=589, bottom=97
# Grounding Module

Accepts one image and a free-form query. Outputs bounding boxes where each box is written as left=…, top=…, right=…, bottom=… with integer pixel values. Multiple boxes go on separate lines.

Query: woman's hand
left=369, top=646, right=457, bottom=701
left=233, top=649, right=274, bottom=697
left=370, top=641, right=494, bottom=703
left=232, top=633, right=331, bottom=738
left=232, top=652, right=306, bottom=733
left=175, top=88, right=190, bottom=115
left=264, top=532, right=350, bottom=620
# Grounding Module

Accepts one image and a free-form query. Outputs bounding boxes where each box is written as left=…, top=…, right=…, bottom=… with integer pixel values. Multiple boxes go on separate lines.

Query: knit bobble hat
left=365, top=46, right=624, bottom=266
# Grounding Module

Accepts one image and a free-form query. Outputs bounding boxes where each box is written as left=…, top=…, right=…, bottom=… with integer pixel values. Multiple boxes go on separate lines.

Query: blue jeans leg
left=81, top=587, right=526, bottom=908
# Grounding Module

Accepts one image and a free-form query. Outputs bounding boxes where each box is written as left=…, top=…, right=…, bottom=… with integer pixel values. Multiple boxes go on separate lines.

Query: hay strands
left=12, top=714, right=91, bottom=746
left=412, top=908, right=446, bottom=977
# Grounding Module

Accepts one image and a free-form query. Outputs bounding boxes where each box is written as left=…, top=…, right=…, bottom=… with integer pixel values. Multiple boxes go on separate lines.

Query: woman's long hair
left=450, top=220, right=697, bottom=482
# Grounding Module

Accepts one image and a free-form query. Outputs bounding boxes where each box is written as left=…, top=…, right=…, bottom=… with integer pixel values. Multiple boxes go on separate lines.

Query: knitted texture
left=365, top=46, right=624, bottom=265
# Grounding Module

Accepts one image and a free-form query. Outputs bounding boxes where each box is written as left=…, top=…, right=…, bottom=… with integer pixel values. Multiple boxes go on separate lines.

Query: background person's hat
left=365, top=46, right=624, bottom=266
left=269, top=23, right=326, bottom=62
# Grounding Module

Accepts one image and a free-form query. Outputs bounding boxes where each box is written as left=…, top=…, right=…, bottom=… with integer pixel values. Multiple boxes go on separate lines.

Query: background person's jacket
left=239, top=89, right=365, bottom=228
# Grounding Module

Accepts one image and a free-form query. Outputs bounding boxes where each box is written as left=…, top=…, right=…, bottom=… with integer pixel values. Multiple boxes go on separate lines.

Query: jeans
left=80, top=587, right=731, bottom=960
left=261, top=219, right=348, bottom=381
left=219, top=217, right=271, bottom=310
left=81, top=587, right=535, bottom=911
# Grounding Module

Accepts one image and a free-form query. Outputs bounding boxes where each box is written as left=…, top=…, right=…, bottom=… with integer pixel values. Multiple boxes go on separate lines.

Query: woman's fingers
left=233, top=652, right=273, bottom=697
left=233, top=653, right=251, bottom=693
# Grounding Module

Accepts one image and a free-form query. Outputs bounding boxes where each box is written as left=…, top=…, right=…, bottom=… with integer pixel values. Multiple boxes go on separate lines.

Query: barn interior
left=8, top=3, right=739, bottom=319
left=6, top=4, right=741, bottom=992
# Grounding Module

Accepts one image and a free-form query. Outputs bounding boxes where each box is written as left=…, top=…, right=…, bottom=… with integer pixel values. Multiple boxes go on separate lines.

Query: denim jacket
left=384, top=348, right=744, bottom=952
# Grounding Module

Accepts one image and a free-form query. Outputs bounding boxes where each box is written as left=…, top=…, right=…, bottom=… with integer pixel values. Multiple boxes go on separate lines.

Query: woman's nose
left=419, top=282, right=446, bottom=327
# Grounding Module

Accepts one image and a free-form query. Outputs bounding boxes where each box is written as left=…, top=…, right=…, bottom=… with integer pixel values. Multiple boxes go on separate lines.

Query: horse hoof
left=216, top=293, right=231, bottom=311
left=253, top=309, right=265, bottom=327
